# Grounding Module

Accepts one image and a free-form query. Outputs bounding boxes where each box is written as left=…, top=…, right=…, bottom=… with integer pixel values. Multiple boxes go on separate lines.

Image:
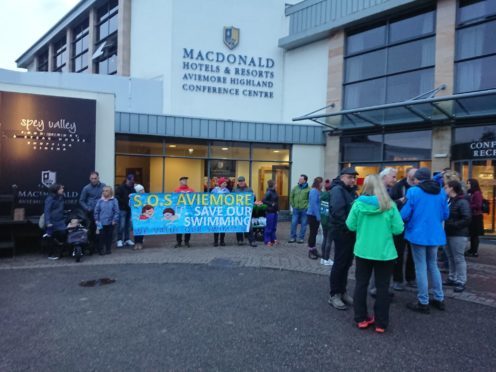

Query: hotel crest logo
left=223, top=26, right=240, bottom=50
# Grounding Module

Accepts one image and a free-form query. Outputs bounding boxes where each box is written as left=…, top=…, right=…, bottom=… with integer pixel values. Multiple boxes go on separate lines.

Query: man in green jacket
left=289, top=174, right=310, bottom=243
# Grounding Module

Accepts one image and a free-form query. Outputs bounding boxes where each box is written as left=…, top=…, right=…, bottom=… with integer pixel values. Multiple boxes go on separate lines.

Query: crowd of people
left=43, top=165, right=486, bottom=332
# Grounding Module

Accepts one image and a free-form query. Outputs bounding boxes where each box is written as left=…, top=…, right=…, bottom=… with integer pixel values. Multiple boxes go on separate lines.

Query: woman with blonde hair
left=346, top=174, right=404, bottom=333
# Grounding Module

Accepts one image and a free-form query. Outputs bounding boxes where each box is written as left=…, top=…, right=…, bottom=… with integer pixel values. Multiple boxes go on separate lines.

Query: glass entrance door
left=453, top=160, right=496, bottom=233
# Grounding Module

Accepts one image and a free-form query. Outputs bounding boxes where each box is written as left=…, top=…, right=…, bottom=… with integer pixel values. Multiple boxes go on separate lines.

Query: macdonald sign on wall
left=0, top=92, right=96, bottom=216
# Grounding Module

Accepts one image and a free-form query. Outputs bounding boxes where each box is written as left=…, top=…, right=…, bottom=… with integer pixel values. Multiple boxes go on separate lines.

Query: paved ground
left=1, top=264, right=495, bottom=371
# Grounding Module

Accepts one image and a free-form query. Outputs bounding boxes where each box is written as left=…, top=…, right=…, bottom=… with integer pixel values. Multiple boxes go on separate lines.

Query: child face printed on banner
left=162, top=207, right=179, bottom=222
left=140, top=205, right=154, bottom=220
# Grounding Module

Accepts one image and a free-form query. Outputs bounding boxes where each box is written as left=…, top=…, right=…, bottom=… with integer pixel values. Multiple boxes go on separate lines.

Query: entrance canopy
left=293, top=86, right=496, bottom=130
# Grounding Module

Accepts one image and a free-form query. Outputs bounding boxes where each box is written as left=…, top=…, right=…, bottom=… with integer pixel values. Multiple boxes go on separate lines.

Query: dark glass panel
left=387, top=37, right=435, bottom=74
left=456, top=55, right=496, bottom=93
left=344, top=78, right=386, bottom=109
left=386, top=68, right=434, bottom=103
left=456, top=20, right=496, bottom=60
left=389, top=11, right=435, bottom=43
left=384, top=131, right=432, bottom=161
left=347, top=25, right=386, bottom=55
left=345, top=49, right=386, bottom=83
left=341, top=135, right=383, bottom=162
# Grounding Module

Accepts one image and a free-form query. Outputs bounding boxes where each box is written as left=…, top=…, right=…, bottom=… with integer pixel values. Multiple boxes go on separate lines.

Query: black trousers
left=392, top=234, right=416, bottom=283
left=236, top=231, right=254, bottom=243
left=354, top=257, right=395, bottom=329
left=329, top=230, right=355, bottom=296
left=98, top=225, right=114, bottom=254
left=86, top=210, right=97, bottom=252
left=48, top=230, right=66, bottom=257
left=307, top=215, right=320, bottom=249
left=176, top=234, right=191, bottom=244
left=213, top=233, right=225, bottom=243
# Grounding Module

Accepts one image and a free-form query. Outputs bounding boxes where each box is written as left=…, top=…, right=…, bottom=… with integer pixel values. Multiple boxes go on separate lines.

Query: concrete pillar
left=324, top=30, right=345, bottom=178
left=48, top=43, right=54, bottom=71
left=432, top=126, right=452, bottom=171
left=88, top=7, right=97, bottom=73
left=66, top=28, right=73, bottom=72
left=435, top=0, right=457, bottom=95
left=117, top=0, right=131, bottom=76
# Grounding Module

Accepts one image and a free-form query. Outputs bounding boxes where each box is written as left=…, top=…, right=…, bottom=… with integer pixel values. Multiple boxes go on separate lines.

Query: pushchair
left=66, top=209, right=90, bottom=263
left=251, top=203, right=267, bottom=242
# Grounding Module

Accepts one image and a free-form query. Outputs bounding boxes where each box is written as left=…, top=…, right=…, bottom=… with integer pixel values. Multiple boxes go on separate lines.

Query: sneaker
left=392, top=282, right=405, bottom=291
left=296, top=239, right=305, bottom=244
left=116, top=240, right=124, bottom=248
left=249, top=242, right=258, bottom=248
left=125, top=240, right=135, bottom=246
left=325, top=259, right=334, bottom=266
left=430, top=299, right=446, bottom=310
left=406, top=281, right=417, bottom=288
left=375, top=327, right=386, bottom=334
left=237, top=241, right=244, bottom=246
left=320, top=258, right=325, bottom=265
left=48, top=256, right=60, bottom=260
left=357, top=316, right=375, bottom=329
left=341, top=293, right=354, bottom=306
left=443, top=279, right=456, bottom=286
left=220, top=242, right=226, bottom=247
left=454, top=284, right=465, bottom=293
left=174, top=243, right=182, bottom=248
left=213, top=242, right=219, bottom=247
left=406, top=301, right=430, bottom=314
left=328, top=295, right=347, bottom=310
left=288, top=238, right=296, bottom=243
left=185, top=242, right=190, bottom=248
left=265, top=242, right=273, bottom=247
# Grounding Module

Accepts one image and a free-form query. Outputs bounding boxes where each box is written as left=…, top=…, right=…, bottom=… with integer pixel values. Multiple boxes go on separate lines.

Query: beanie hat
left=414, top=167, right=431, bottom=182
left=134, top=184, right=144, bottom=193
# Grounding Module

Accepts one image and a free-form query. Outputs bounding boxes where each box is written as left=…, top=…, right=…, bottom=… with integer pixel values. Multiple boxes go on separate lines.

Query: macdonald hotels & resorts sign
left=0, top=92, right=96, bottom=215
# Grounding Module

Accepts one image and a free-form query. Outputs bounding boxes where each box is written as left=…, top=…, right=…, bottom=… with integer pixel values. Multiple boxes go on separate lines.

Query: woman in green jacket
left=346, top=174, right=404, bottom=333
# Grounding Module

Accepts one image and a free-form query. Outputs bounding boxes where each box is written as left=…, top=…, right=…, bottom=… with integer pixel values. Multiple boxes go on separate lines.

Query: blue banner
left=130, top=192, right=254, bottom=235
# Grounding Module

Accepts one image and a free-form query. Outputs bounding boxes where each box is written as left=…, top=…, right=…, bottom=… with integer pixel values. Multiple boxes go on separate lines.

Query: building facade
left=5, top=0, right=496, bottom=231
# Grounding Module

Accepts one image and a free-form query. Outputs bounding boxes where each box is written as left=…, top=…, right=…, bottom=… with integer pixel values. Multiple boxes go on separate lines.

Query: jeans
left=290, top=208, right=308, bottom=240
left=118, top=210, right=131, bottom=242
left=329, top=231, right=355, bottom=296
left=393, top=234, right=415, bottom=283
left=264, top=213, right=278, bottom=244
left=354, top=257, right=395, bottom=329
left=307, top=215, right=320, bottom=248
left=99, top=225, right=114, bottom=254
left=321, top=228, right=332, bottom=260
left=176, top=234, right=191, bottom=244
left=411, top=244, right=444, bottom=305
left=446, top=236, right=468, bottom=285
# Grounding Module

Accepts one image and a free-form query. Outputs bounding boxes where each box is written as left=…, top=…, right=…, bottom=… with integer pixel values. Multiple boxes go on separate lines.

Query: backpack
left=482, top=198, right=490, bottom=214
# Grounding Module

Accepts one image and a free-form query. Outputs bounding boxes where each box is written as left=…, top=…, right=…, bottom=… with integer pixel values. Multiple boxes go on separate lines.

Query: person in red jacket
left=174, top=176, right=195, bottom=248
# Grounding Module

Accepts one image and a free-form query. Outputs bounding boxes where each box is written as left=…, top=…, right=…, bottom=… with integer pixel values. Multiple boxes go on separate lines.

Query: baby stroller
left=66, top=209, right=89, bottom=263
left=251, top=203, right=267, bottom=242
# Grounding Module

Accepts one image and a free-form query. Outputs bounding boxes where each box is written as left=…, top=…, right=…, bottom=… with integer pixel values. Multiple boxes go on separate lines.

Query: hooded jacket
left=290, top=183, right=310, bottom=210
left=44, top=193, right=66, bottom=232
left=94, top=197, right=120, bottom=226
left=328, top=178, right=358, bottom=234
left=400, top=180, right=449, bottom=246
left=346, top=195, right=404, bottom=261
left=262, top=187, right=279, bottom=213
left=445, top=195, right=471, bottom=237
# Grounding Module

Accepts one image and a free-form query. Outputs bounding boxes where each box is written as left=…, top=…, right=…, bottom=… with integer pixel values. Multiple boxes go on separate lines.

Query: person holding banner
left=234, top=176, right=257, bottom=247
left=263, top=179, right=279, bottom=247
left=133, top=184, right=145, bottom=250
left=174, top=176, right=194, bottom=248
left=115, top=175, right=136, bottom=248
left=212, top=178, right=230, bottom=246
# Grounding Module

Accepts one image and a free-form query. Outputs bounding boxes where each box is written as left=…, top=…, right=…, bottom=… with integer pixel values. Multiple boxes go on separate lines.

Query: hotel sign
left=452, top=141, right=496, bottom=160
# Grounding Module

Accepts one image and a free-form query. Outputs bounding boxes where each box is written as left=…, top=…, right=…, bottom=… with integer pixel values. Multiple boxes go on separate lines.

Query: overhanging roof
left=293, top=88, right=496, bottom=131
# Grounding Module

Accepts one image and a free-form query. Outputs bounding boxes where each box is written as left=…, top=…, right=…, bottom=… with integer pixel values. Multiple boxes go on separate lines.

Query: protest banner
left=129, top=192, right=254, bottom=235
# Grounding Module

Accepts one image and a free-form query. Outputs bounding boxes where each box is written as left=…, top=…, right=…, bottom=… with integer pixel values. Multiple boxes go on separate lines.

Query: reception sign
left=0, top=91, right=96, bottom=216
left=130, top=192, right=254, bottom=235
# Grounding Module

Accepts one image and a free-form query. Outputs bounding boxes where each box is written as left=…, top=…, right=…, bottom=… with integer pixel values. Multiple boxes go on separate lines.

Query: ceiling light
left=273, top=150, right=280, bottom=153
left=222, top=147, right=229, bottom=151
left=188, top=148, right=194, bottom=154
left=169, top=144, right=176, bottom=148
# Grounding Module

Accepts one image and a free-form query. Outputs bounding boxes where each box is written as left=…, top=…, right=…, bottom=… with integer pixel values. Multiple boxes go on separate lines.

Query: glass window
left=210, top=142, right=249, bottom=159
left=252, top=144, right=290, bottom=161
left=37, top=52, right=49, bottom=71
left=454, top=125, right=496, bottom=144
left=53, top=37, right=67, bottom=71
left=386, top=68, right=434, bottom=103
left=165, top=158, right=205, bottom=192
left=344, top=78, right=386, bottom=109
left=389, top=11, right=435, bottom=43
left=384, top=131, right=432, bottom=161
left=115, top=155, right=163, bottom=193
left=341, top=135, right=383, bottom=162
left=456, top=20, right=496, bottom=60
left=458, top=0, right=496, bottom=25
left=165, top=142, right=208, bottom=158
left=387, top=37, right=435, bottom=74
left=251, top=162, right=290, bottom=209
left=456, top=55, right=496, bottom=93
left=116, top=137, right=164, bottom=155
left=345, top=49, right=386, bottom=83
left=347, top=25, right=386, bottom=54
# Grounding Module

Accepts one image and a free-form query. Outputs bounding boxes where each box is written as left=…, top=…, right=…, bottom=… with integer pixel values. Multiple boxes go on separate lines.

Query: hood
left=355, top=195, right=383, bottom=215
left=330, top=177, right=357, bottom=192
left=418, top=180, right=441, bottom=195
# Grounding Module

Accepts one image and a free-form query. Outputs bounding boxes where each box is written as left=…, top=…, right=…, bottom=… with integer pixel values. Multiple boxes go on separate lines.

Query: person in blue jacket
left=44, top=184, right=66, bottom=260
left=400, top=168, right=449, bottom=314
left=306, top=177, right=322, bottom=259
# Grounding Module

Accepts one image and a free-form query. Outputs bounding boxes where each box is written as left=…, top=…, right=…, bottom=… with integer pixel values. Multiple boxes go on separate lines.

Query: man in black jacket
left=115, top=175, right=136, bottom=248
left=328, top=167, right=358, bottom=310
left=389, top=167, right=417, bottom=291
